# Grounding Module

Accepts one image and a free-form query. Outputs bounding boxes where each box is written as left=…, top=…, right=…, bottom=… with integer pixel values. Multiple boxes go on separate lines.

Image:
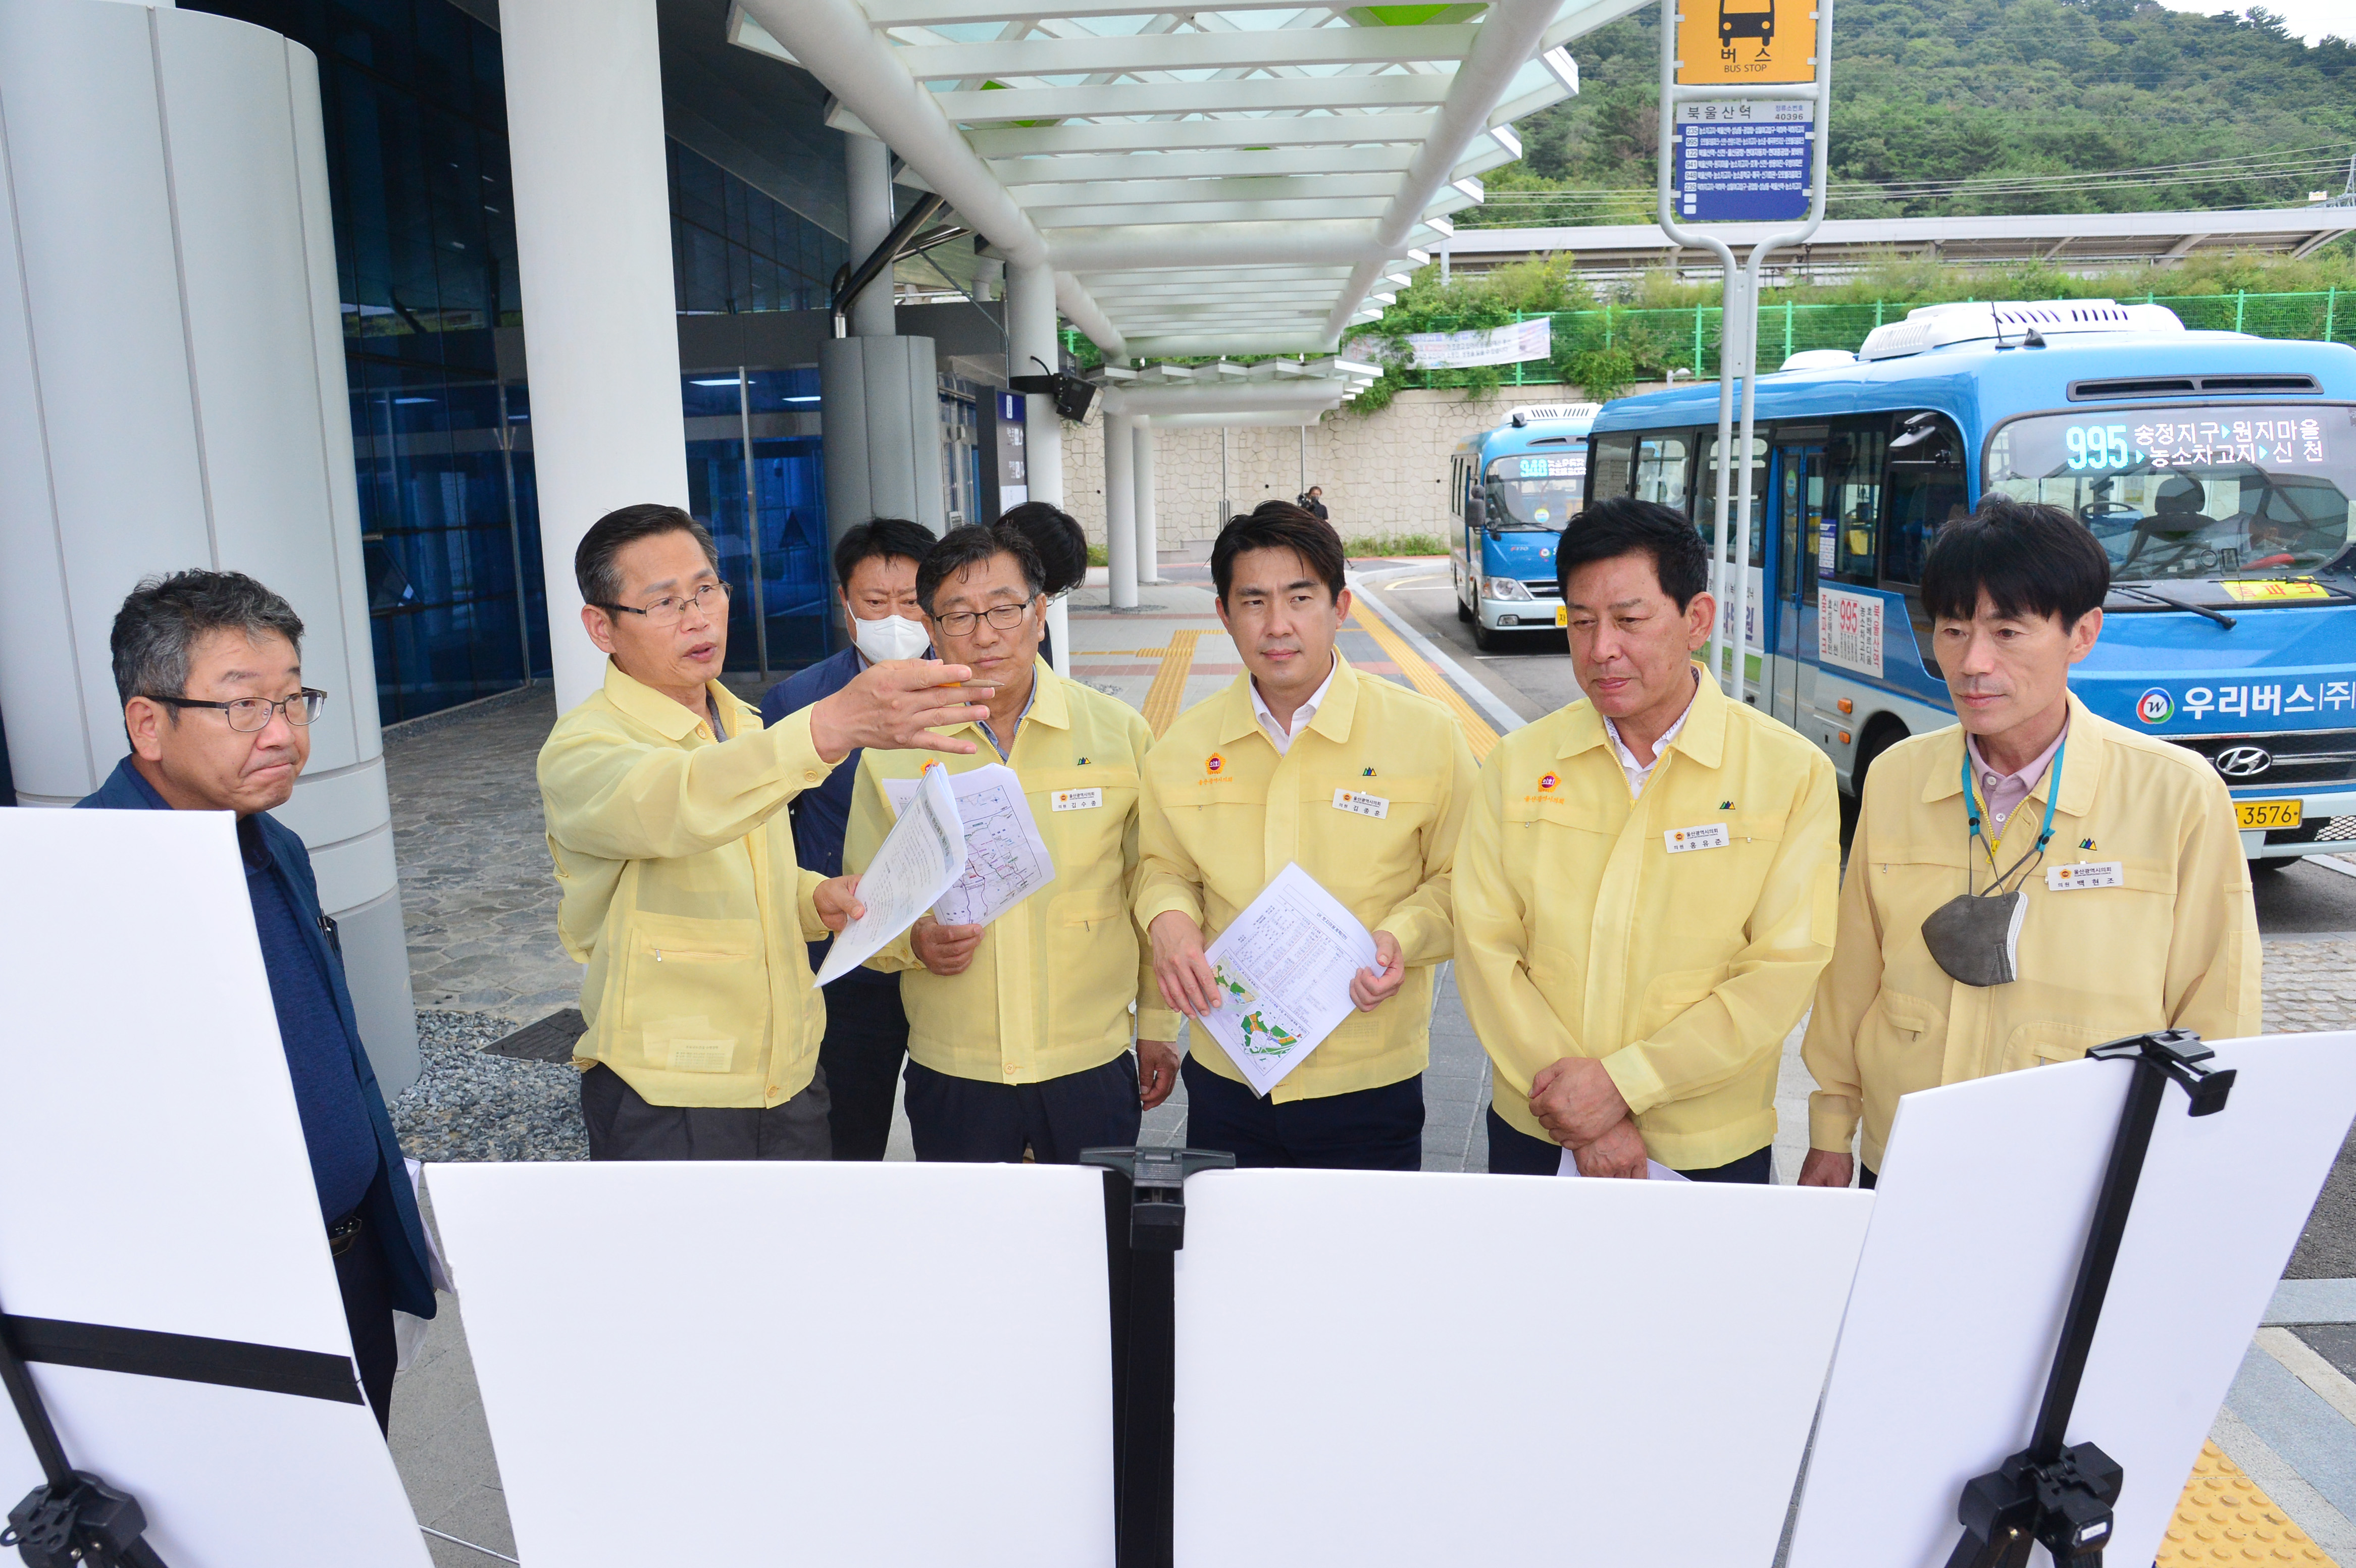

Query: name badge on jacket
left=1333, top=789, right=1390, bottom=819
left=1664, top=822, right=1730, bottom=853
left=2046, top=861, right=2123, bottom=891
left=1052, top=788, right=1102, bottom=812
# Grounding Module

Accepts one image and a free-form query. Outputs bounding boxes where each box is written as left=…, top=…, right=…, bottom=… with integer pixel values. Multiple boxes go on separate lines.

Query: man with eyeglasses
left=539, top=503, right=995, bottom=1163
left=844, top=523, right=1180, bottom=1162
left=77, top=570, right=437, bottom=1435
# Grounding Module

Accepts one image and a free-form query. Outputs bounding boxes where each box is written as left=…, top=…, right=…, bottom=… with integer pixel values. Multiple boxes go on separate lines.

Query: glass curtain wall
left=682, top=368, right=834, bottom=681
left=188, top=0, right=849, bottom=722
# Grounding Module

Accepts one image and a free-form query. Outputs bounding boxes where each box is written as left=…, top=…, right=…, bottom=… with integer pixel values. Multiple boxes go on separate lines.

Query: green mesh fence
left=1387, top=290, right=2356, bottom=389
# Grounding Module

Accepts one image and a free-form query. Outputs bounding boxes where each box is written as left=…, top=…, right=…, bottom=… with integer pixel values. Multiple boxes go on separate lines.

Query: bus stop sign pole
left=1654, top=0, right=1834, bottom=703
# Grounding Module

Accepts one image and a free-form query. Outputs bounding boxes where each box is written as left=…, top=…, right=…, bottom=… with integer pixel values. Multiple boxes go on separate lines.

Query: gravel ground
left=390, top=1009, right=587, bottom=1163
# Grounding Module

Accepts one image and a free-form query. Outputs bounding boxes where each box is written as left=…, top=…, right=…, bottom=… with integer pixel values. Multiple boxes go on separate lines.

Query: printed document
left=816, top=762, right=965, bottom=986
left=881, top=763, right=1056, bottom=927
left=1196, top=863, right=1375, bottom=1095
left=1556, top=1147, right=1691, bottom=1182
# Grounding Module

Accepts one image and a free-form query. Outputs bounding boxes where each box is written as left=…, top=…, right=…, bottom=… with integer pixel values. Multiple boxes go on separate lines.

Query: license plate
left=2235, top=799, right=2302, bottom=830
left=1554, top=604, right=1569, bottom=628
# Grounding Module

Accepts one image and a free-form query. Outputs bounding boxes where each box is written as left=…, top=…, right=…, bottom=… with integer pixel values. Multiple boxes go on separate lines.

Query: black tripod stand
left=1944, top=1029, right=2235, bottom=1568
left=1, top=1291, right=168, bottom=1568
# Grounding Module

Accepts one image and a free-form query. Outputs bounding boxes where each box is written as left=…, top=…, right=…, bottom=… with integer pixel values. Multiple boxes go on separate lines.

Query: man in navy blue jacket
left=78, top=570, right=436, bottom=1434
left=762, top=517, right=937, bottom=1158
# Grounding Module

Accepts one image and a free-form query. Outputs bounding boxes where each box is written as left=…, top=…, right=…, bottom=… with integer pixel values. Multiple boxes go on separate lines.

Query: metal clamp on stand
left=1080, top=1146, right=1235, bottom=1568
left=1944, top=1029, right=2234, bottom=1568
left=1, top=1294, right=168, bottom=1568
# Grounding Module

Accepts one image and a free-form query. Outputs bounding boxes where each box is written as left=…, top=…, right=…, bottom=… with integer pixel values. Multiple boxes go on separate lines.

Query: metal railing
left=1367, top=288, right=2356, bottom=387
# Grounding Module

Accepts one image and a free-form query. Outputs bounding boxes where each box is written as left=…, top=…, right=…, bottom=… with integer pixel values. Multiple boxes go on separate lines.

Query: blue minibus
left=1583, top=299, right=2356, bottom=864
left=1447, top=401, right=1601, bottom=650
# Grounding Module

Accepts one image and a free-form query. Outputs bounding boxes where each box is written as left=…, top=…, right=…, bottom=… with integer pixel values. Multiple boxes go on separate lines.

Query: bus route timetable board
left=1673, top=99, right=1812, bottom=223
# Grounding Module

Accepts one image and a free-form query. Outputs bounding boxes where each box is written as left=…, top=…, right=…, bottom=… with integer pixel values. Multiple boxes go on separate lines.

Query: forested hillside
left=1476, top=1, right=2356, bottom=226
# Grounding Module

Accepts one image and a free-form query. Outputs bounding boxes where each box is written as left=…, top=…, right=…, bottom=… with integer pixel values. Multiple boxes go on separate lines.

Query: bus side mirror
left=1466, top=492, right=1487, bottom=531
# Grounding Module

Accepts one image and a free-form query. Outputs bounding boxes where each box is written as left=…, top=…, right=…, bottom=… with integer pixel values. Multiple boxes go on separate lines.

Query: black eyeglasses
left=932, top=602, right=1036, bottom=637
left=147, top=689, right=328, bottom=733
left=599, top=581, right=730, bottom=628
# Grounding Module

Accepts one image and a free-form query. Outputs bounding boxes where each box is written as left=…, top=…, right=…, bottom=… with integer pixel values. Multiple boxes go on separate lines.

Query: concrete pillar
left=501, top=0, right=688, bottom=718
left=1135, top=417, right=1163, bottom=584
left=1006, top=261, right=1062, bottom=508
left=0, top=0, right=419, bottom=1091
left=1105, top=413, right=1138, bottom=611
left=845, top=133, right=897, bottom=339
left=819, top=335, right=947, bottom=545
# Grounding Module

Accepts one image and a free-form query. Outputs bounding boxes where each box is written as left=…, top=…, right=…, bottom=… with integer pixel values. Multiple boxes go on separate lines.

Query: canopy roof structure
left=1442, top=208, right=2356, bottom=283
left=731, top=0, right=1649, bottom=361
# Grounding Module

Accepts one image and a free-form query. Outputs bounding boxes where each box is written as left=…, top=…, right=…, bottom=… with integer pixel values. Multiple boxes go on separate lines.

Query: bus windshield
left=1985, top=407, right=2356, bottom=583
left=1484, top=451, right=1586, bottom=530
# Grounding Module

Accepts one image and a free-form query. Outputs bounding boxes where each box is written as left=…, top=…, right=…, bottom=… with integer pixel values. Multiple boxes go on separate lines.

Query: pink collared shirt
left=1966, top=719, right=2069, bottom=837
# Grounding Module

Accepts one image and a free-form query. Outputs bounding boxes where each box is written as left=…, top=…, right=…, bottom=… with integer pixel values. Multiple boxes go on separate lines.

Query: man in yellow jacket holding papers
left=539, top=504, right=991, bottom=1161
left=1136, top=503, right=1475, bottom=1170
left=845, top=524, right=1179, bottom=1163
left=1456, top=497, right=1840, bottom=1181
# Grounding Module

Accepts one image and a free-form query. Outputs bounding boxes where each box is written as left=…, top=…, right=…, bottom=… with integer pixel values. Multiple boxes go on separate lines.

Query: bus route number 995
left=2065, top=424, right=2140, bottom=472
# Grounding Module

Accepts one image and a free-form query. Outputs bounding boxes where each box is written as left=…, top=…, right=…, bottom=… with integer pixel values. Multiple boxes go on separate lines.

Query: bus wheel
left=1473, top=617, right=1499, bottom=651
left=1456, top=594, right=1473, bottom=623
left=1851, top=721, right=1906, bottom=800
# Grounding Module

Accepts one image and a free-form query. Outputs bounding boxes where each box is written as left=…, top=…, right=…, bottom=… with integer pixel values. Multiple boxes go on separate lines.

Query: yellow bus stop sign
left=1676, top=0, right=1816, bottom=85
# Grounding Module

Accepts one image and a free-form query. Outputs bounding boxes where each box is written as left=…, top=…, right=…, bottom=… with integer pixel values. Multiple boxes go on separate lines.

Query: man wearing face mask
left=1799, top=497, right=2259, bottom=1189
left=760, top=517, right=939, bottom=1159
left=1455, top=497, right=1841, bottom=1180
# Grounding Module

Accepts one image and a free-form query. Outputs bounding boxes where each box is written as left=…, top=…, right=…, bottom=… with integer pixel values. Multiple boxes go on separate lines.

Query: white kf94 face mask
left=852, top=613, right=931, bottom=663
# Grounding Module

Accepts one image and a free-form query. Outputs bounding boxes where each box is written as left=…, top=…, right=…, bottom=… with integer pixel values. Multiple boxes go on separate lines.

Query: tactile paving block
left=2157, top=1441, right=2336, bottom=1566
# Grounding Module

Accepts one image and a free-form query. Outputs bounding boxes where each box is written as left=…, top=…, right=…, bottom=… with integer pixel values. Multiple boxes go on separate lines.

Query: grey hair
left=110, top=570, right=305, bottom=707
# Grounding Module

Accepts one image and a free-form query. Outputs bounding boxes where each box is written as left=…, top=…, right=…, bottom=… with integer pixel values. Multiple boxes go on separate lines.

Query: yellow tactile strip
left=1139, top=630, right=1205, bottom=737
left=1345, top=606, right=1503, bottom=761
left=2158, top=1441, right=2336, bottom=1566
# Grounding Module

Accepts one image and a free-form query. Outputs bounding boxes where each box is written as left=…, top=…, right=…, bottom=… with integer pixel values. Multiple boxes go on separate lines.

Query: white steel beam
left=868, top=0, right=1317, bottom=21
left=1008, top=173, right=1407, bottom=208
left=1030, top=196, right=1391, bottom=227
left=964, top=112, right=1446, bottom=157
left=985, top=144, right=1421, bottom=185
left=932, top=73, right=1456, bottom=123
left=737, top=0, right=1127, bottom=356
left=894, top=24, right=1481, bottom=80
left=1321, top=0, right=1563, bottom=343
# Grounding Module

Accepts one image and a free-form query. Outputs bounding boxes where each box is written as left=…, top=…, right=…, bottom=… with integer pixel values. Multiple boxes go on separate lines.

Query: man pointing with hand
left=539, top=503, right=993, bottom=1161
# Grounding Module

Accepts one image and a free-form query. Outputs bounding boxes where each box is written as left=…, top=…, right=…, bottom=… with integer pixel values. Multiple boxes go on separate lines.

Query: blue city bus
left=1582, top=299, right=2356, bottom=864
left=1448, top=401, right=1601, bottom=650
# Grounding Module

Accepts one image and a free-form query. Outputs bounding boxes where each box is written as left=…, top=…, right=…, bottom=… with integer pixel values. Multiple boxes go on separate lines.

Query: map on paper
left=815, top=761, right=965, bottom=986
left=1196, top=863, right=1376, bottom=1095
left=882, top=762, right=1056, bottom=928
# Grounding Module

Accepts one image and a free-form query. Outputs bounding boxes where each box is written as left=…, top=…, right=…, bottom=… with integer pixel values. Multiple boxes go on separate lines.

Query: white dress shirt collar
left=1250, top=652, right=1339, bottom=755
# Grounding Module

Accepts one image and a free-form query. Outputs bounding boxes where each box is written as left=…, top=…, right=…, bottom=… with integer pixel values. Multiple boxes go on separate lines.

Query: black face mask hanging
left=1920, top=741, right=2064, bottom=988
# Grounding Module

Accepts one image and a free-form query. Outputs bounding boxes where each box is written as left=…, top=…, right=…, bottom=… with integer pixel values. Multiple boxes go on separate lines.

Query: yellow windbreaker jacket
left=538, top=661, right=833, bottom=1109
left=1802, top=694, right=2261, bottom=1172
left=1455, top=668, right=1842, bottom=1168
left=844, top=661, right=1181, bottom=1084
left=1134, top=655, right=1476, bottom=1101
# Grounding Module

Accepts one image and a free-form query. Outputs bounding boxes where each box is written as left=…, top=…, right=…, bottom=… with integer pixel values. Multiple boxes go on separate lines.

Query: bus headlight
left=1484, top=577, right=1533, bottom=601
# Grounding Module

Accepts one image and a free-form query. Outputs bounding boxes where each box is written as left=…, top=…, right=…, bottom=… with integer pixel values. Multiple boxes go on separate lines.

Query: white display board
left=0, top=809, right=427, bottom=1566
left=427, top=1161, right=1116, bottom=1567
left=1169, top=1169, right=1875, bottom=1568
left=1790, top=1032, right=2356, bottom=1568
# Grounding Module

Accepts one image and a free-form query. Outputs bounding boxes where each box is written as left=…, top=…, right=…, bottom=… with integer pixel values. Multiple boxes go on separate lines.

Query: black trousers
left=334, top=1217, right=397, bottom=1435
left=580, top=1063, right=833, bottom=1160
left=1484, top=1107, right=1773, bottom=1183
left=1181, top=1055, right=1425, bottom=1171
left=817, top=978, right=910, bottom=1161
left=1860, top=1164, right=1879, bottom=1190
left=902, top=1054, right=1140, bottom=1164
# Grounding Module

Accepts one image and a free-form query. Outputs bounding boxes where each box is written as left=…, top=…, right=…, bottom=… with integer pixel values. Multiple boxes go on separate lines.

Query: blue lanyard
left=1960, top=738, right=2065, bottom=897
